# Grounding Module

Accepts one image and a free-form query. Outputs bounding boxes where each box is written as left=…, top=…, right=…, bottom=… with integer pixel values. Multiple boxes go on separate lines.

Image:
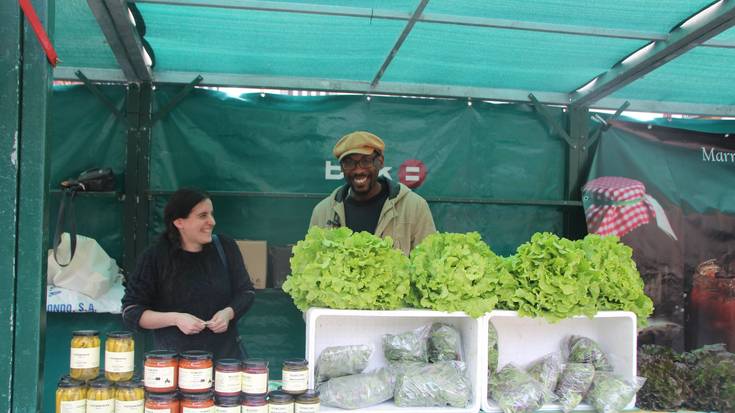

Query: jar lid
left=181, top=350, right=213, bottom=360
left=242, top=359, right=268, bottom=369
left=89, top=378, right=114, bottom=389
left=283, top=358, right=308, bottom=367
left=57, top=377, right=84, bottom=388
left=145, top=350, right=178, bottom=359
left=296, top=390, right=320, bottom=401
left=117, top=378, right=144, bottom=389
left=268, top=390, right=294, bottom=403
left=181, top=390, right=214, bottom=401
left=146, top=391, right=178, bottom=401
left=216, top=395, right=241, bottom=406
left=106, top=331, right=133, bottom=339
left=216, top=358, right=241, bottom=368
left=72, top=330, right=99, bottom=337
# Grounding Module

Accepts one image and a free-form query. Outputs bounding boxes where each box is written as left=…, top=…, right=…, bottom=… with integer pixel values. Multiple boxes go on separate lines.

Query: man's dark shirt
left=344, top=182, right=389, bottom=234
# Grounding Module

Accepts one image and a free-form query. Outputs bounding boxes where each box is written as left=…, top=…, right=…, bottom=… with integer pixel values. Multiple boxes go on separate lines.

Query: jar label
left=182, top=407, right=214, bottom=413
left=269, top=403, right=294, bottom=413
left=215, top=407, right=241, bottom=413
left=179, top=367, right=213, bottom=390
left=70, top=346, right=100, bottom=369
left=295, top=403, right=319, bottom=413
left=282, top=369, right=308, bottom=392
left=87, top=398, right=115, bottom=413
left=144, top=408, right=171, bottom=413
left=214, top=370, right=241, bottom=393
left=116, top=399, right=144, bottom=413
left=242, top=372, right=268, bottom=394
left=60, top=399, right=87, bottom=413
left=105, top=351, right=134, bottom=373
left=144, top=365, right=176, bottom=388
left=243, top=404, right=268, bottom=413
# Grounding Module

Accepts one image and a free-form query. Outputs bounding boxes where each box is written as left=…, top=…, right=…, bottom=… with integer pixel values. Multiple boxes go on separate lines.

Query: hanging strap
left=212, top=234, right=228, bottom=272
left=52, top=189, right=78, bottom=266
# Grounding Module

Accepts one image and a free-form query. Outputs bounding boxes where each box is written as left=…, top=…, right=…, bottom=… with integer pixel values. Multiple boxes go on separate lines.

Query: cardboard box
left=236, top=240, right=267, bottom=289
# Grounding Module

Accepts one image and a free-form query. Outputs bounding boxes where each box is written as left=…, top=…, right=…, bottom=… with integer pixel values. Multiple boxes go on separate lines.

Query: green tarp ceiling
left=53, top=0, right=735, bottom=115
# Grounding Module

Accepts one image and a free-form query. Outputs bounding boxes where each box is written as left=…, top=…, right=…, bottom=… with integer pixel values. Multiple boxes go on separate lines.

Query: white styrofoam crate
left=481, top=310, right=637, bottom=412
left=305, top=308, right=484, bottom=413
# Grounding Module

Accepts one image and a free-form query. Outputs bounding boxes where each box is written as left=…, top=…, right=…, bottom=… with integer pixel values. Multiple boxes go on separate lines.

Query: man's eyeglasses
left=341, top=155, right=380, bottom=170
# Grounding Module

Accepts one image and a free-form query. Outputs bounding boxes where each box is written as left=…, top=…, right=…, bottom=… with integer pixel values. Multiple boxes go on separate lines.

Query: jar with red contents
left=145, top=392, right=179, bottom=413
left=144, top=350, right=178, bottom=393
left=241, top=359, right=269, bottom=395
left=214, top=359, right=241, bottom=397
left=179, top=351, right=213, bottom=393
left=214, top=395, right=241, bottom=413
left=241, top=394, right=268, bottom=413
left=181, top=390, right=214, bottom=412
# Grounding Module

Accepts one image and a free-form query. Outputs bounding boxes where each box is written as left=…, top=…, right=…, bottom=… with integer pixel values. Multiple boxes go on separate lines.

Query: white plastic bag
left=47, top=233, right=119, bottom=298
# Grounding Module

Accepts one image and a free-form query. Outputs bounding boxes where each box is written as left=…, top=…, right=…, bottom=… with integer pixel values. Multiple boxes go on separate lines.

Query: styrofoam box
left=305, top=308, right=484, bottom=413
left=481, top=310, right=637, bottom=412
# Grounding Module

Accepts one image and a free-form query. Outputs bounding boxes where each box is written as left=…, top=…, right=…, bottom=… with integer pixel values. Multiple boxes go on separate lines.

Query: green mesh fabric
left=55, top=0, right=119, bottom=69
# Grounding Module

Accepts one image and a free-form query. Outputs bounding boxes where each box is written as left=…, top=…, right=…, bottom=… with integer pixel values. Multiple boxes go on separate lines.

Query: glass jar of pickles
left=114, top=379, right=145, bottom=413
left=104, top=331, right=134, bottom=382
left=282, top=359, right=308, bottom=395
left=86, top=377, right=115, bottom=413
left=69, top=330, right=100, bottom=380
left=56, top=376, right=87, bottom=413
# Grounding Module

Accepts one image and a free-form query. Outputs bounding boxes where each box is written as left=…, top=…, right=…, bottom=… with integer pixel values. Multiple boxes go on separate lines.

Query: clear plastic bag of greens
left=585, top=372, right=645, bottom=413
left=555, top=363, right=596, bottom=413
left=489, top=364, right=554, bottom=413
left=318, top=368, right=395, bottom=410
left=566, top=336, right=613, bottom=371
left=488, top=321, right=499, bottom=374
left=428, top=323, right=463, bottom=362
left=383, top=325, right=430, bottom=362
left=315, top=344, right=373, bottom=383
left=394, top=361, right=471, bottom=407
left=526, top=351, right=563, bottom=393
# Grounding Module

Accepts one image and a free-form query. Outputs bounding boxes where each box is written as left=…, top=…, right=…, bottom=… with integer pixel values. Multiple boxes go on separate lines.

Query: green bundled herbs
left=428, top=323, right=462, bottom=362
left=681, top=344, right=735, bottom=413
left=318, top=368, right=395, bottom=410
left=636, top=345, right=690, bottom=411
left=488, top=321, right=499, bottom=374
left=526, top=352, right=563, bottom=393
left=567, top=336, right=613, bottom=371
left=507, top=233, right=653, bottom=325
left=283, top=226, right=410, bottom=311
left=383, top=325, right=430, bottom=362
left=555, top=363, right=595, bottom=413
left=585, top=372, right=644, bottom=413
left=489, top=364, right=553, bottom=413
left=315, top=345, right=372, bottom=383
left=409, top=232, right=516, bottom=318
left=394, top=362, right=472, bottom=407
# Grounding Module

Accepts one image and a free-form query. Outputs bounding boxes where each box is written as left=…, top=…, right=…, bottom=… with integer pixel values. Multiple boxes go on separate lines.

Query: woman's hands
left=175, top=313, right=206, bottom=335
left=206, top=307, right=235, bottom=333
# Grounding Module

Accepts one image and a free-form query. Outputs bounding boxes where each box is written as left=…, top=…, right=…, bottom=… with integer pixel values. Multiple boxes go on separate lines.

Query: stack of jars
left=58, top=330, right=142, bottom=413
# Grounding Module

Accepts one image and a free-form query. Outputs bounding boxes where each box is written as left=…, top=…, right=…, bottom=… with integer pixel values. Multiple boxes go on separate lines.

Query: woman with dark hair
left=122, top=188, right=255, bottom=359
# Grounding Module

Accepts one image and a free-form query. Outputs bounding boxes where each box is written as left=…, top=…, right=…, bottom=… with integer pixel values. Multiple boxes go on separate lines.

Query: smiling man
left=310, top=131, right=436, bottom=255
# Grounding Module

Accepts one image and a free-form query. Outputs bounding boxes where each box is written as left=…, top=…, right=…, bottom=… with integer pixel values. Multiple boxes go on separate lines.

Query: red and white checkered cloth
left=582, top=176, right=656, bottom=238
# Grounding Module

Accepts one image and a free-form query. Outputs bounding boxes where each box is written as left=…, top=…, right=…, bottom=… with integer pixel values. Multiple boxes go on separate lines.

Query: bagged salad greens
left=585, top=372, right=645, bottom=413
left=429, top=323, right=463, bottom=362
left=383, top=325, right=430, bottom=362
left=488, top=321, right=499, bottom=374
left=567, top=336, right=613, bottom=371
left=318, top=368, right=395, bottom=410
left=394, top=361, right=471, bottom=407
left=316, top=344, right=372, bottom=383
left=555, top=363, right=596, bottom=413
left=526, top=352, right=563, bottom=393
left=489, top=364, right=554, bottom=413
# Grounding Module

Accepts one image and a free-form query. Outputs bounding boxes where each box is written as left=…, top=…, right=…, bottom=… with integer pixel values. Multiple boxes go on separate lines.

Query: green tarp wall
left=44, top=84, right=569, bottom=411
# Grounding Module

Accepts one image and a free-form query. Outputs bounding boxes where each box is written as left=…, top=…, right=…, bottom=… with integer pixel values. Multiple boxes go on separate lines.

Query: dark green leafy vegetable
left=526, top=352, right=562, bottom=393
left=315, top=345, right=372, bottom=383
left=585, top=372, right=644, bottom=413
left=429, top=323, right=462, bottom=362
left=567, top=336, right=613, bottom=371
left=489, top=364, right=553, bottom=413
left=394, top=362, right=471, bottom=407
left=318, top=368, right=394, bottom=410
left=555, top=363, right=595, bottom=413
left=636, top=344, right=689, bottom=410
left=681, top=343, right=735, bottom=413
left=383, top=326, right=429, bottom=362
